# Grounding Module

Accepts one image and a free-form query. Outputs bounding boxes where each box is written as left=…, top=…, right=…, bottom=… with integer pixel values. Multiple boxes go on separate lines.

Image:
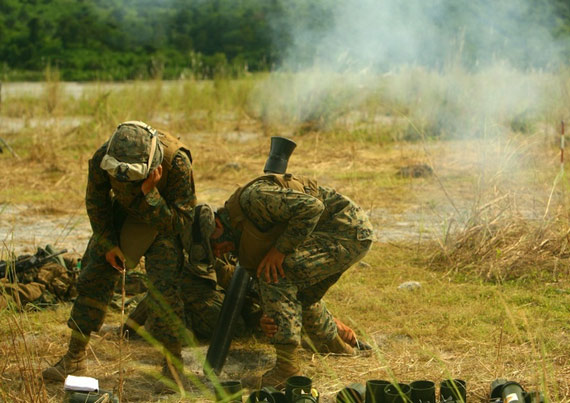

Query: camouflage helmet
left=100, top=121, right=163, bottom=182
left=190, top=203, right=216, bottom=264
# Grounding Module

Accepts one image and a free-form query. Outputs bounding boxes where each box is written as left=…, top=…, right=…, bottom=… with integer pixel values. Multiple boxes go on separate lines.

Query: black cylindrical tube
left=336, top=384, right=365, bottom=403
left=204, top=264, right=251, bottom=376
left=440, top=379, right=466, bottom=403
left=286, top=376, right=312, bottom=403
left=247, top=389, right=276, bottom=403
left=410, top=380, right=436, bottom=403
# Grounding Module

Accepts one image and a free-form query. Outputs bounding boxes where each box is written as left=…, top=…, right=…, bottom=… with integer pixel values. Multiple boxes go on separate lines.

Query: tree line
left=0, top=0, right=569, bottom=81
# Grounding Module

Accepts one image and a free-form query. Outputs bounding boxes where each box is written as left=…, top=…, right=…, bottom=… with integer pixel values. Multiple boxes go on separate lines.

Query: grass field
left=0, top=69, right=569, bottom=402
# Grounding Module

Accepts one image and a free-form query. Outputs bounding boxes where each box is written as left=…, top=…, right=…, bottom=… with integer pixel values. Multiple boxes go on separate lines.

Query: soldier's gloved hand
left=141, top=164, right=163, bottom=195
left=260, top=314, right=278, bottom=338
left=257, top=246, right=285, bottom=283
left=105, top=246, right=126, bottom=272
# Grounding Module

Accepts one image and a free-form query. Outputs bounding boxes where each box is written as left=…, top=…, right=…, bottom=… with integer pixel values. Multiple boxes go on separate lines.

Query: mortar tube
left=204, top=264, right=251, bottom=376
left=292, top=388, right=318, bottom=403
left=215, top=380, right=244, bottom=403
left=261, top=387, right=287, bottom=403
left=365, top=379, right=391, bottom=403
left=384, top=383, right=412, bottom=403
left=247, top=389, right=276, bottom=403
left=336, top=383, right=365, bottom=403
left=440, top=379, right=466, bottom=403
left=285, top=376, right=312, bottom=403
left=410, top=380, right=436, bottom=403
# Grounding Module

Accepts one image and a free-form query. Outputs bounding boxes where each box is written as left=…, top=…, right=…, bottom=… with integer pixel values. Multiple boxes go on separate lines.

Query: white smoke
left=284, top=0, right=562, bottom=72
left=255, top=0, right=567, bottom=138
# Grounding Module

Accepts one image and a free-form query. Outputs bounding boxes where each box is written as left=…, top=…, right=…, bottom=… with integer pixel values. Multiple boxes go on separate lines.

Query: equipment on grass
left=490, top=379, right=545, bottom=403
left=0, top=246, right=68, bottom=281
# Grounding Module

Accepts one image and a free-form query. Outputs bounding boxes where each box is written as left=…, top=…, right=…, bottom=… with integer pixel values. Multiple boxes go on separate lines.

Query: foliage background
left=1, top=0, right=570, bottom=81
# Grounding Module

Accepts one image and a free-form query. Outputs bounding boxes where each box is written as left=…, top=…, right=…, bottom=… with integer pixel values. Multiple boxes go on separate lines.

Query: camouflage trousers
left=178, top=274, right=248, bottom=339
left=258, top=233, right=372, bottom=345
left=125, top=270, right=250, bottom=341
left=68, top=232, right=186, bottom=355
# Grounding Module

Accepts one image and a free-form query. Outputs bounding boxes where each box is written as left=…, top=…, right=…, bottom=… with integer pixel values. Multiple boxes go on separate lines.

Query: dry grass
left=429, top=197, right=570, bottom=282
left=0, top=312, right=49, bottom=402
left=1, top=73, right=569, bottom=402
left=328, top=243, right=569, bottom=402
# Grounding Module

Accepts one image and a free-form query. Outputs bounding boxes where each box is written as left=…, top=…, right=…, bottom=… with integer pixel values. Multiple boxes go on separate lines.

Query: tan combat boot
left=154, top=351, right=185, bottom=395
left=42, top=331, right=89, bottom=381
left=320, top=334, right=355, bottom=355
left=261, top=344, right=301, bottom=389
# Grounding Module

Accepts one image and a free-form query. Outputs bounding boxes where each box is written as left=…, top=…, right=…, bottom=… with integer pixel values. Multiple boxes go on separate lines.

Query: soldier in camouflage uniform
left=122, top=205, right=254, bottom=341
left=42, top=121, right=196, bottom=393
left=205, top=170, right=374, bottom=388
left=123, top=257, right=253, bottom=341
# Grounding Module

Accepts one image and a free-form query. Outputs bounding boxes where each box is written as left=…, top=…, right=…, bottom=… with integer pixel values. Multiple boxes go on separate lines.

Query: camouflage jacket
left=86, top=135, right=196, bottom=256
left=226, top=174, right=374, bottom=269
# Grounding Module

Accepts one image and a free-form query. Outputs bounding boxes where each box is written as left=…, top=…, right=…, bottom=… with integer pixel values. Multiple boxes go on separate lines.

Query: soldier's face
left=110, top=178, right=145, bottom=195
left=212, top=240, right=236, bottom=258
left=211, top=217, right=225, bottom=240
left=210, top=218, right=236, bottom=257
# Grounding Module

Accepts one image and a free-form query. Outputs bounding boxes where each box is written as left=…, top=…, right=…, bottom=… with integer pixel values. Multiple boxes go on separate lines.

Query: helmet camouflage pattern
left=100, top=121, right=163, bottom=181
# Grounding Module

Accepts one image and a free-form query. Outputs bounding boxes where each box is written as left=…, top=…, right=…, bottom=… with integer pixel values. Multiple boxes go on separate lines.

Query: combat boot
left=42, top=331, right=89, bottom=381
left=122, top=296, right=149, bottom=340
left=154, top=352, right=185, bottom=395
left=261, top=344, right=301, bottom=389
left=319, top=334, right=355, bottom=355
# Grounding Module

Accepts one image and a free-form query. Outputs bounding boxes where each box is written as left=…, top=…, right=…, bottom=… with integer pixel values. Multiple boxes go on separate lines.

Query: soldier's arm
left=86, top=146, right=117, bottom=255
left=241, top=182, right=324, bottom=254
left=129, top=151, right=196, bottom=234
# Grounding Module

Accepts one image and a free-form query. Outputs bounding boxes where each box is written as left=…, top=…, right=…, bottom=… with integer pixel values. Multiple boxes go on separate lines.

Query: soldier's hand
left=141, top=164, right=163, bottom=195
left=334, top=317, right=357, bottom=347
left=105, top=247, right=126, bottom=272
left=257, top=247, right=285, bottom=283
left=260, top=314, right=278, bottom=338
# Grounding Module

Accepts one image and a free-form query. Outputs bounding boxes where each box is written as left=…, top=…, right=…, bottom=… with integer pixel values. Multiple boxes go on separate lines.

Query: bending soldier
left=123, top=232, right=362, bottom=348
left=42, top=121, right=196, bottom=393
left=123, top=204, right=257, bottom=341
left=199, top=138, right=375, bottom=388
